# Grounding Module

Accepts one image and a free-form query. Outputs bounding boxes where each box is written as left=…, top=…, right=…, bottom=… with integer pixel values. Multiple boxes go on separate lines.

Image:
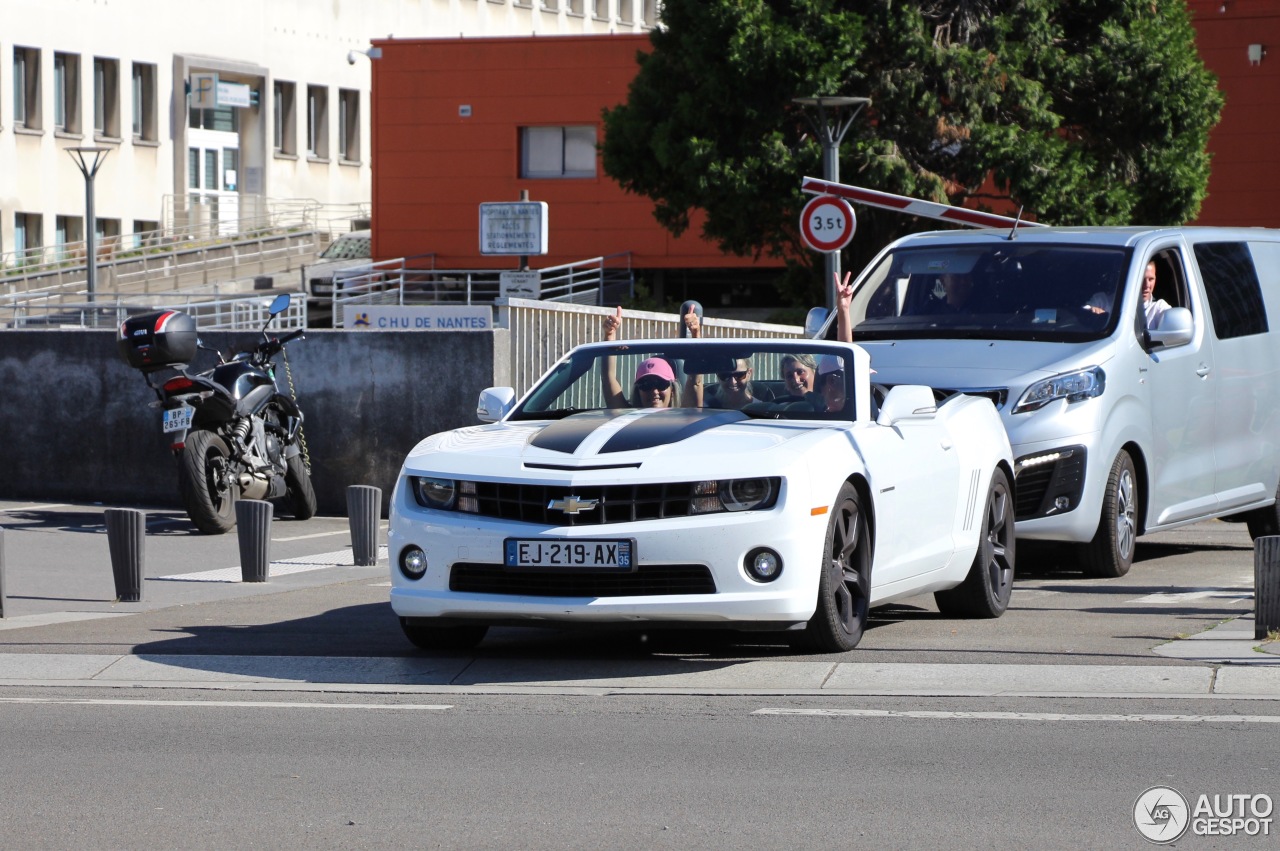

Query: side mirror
left=804, top=307, right=831, bottom=339
left=1147, top=306, right=1193, bottom=349
left=876, top=385, right=938, bottom=427
left=477, top=387, right=517, bottom=423
left=269, top=293, right=292, bottom=316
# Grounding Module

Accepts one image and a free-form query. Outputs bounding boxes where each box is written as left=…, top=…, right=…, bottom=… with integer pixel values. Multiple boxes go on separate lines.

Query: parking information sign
left=800, top=194, right=856, bottom=253
left=480, top=202, right=549, bottom=256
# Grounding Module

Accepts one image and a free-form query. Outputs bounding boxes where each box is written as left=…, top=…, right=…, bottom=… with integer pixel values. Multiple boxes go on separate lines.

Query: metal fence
left=2, top=291, right=307, bottom=331
left=495, top=298, right=804, bottom=398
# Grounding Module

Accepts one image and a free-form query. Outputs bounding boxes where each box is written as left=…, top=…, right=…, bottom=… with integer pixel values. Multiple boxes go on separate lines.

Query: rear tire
left=178, top=429, right=237, bottom=534
left=400, top=617, right=488, bottom=651
left=281, top=452, right=318, bottom=520
left=798, top=482, right=871, bottom=653
left=935, top=468, right=1015, bottom=618
left=1077, top=450, right=1137, bottom=578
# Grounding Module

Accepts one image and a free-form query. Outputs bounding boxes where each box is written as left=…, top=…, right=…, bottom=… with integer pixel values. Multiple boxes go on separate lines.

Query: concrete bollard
left=1256, top=536, right=1280, bottom=640
left=347, top=485, right=382, bottom=567
left=104, top=508, right=146, bottom=602
left=235, top=499, right=274, bottom=582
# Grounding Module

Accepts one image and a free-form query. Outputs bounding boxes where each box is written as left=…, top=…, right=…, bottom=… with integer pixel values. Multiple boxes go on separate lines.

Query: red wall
left=1188, top=0, right=1280, bottom=227
left=371, top=35, right=775, bottom=270
left=371, top=12, right=1280, bottom=270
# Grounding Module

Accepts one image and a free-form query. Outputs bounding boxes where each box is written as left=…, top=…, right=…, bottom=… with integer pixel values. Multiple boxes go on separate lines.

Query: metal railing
left=328, top=254, right=634, bottom=327
left=496, top=298, right=804, bottom=398
left=2, top=290, right=307, bottom=331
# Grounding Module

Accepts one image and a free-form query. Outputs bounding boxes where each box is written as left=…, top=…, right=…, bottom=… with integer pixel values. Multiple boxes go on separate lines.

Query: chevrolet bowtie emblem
left=548, top=495, right=599, bottom=515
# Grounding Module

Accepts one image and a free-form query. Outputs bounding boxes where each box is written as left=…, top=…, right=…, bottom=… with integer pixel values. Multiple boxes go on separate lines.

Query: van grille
left=1014, top=446, right=1087, bottom=520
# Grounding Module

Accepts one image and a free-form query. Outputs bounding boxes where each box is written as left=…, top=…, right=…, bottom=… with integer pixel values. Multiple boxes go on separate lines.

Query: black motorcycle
left=118, top=293, right=318, bottom=534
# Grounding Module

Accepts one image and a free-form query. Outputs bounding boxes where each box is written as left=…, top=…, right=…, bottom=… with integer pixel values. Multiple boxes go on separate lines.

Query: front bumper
left=387, top=480, right=830, bottom=627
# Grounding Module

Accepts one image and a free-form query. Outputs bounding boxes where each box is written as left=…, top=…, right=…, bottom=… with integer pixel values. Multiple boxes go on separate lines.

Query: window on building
left=132, top=220, right=161, bottom=249
left=97, top=218, right=121, bottom=250
left=617, top=0, right=633, bottom=23
left=307, top=85, right=328, bottom=159
left=566, top=0, right=584, bottom=13
left=94, top=57, right=121, bottom=138
left=338, top=88, right=360, bottom=161
left=188, top=148, right=199, bottom=189
left=14, top=47, right=43, bottom=130
left=131, top=62, right=157, bottom=141
left=541, top=0, right=559, bottom=10
left=54, top=52, right=81, bottom=134
left=274, top=80, right=297, bottom=154
left=189, top=104, right=238, bottom=132
left=14, top=213, right=43, bottom=260
left=223, top=148, right=239, bottom=190
left=520, top=126, right=597, bottom=178
left=204, top=149, right=218, bottom=190
left=592, top=0, right=609, bottom=18
left=641, top=0, right=656, bottom=25
left=56, top=215, right=84, bottom=261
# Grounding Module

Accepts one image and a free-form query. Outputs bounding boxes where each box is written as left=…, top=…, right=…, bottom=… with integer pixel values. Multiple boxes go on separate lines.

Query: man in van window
left=922, top=272, right=974, bottom=314
left=1084, top=261, right=1170, bottom=329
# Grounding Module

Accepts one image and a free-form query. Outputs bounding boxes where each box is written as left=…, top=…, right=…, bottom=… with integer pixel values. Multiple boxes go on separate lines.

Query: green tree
left=601, top=0, right=1222, bottom=305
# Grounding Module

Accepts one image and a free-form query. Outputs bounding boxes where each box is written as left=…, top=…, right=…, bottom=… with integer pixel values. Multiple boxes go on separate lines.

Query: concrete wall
left=0, top=329, right=508, bottom=518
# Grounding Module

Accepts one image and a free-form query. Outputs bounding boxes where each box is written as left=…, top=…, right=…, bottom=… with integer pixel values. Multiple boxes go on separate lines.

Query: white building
left=1, top=0, right=656, bottom=267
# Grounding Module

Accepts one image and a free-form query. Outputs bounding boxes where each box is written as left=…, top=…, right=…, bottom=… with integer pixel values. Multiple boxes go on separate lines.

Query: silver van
left=812, top=226, right=1280, bottom=577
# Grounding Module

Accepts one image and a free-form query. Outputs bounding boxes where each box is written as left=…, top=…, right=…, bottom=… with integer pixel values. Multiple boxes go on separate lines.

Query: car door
left=855, top=413, right=961, bottom=591
left=1138, top=245, right=1220, bottom=526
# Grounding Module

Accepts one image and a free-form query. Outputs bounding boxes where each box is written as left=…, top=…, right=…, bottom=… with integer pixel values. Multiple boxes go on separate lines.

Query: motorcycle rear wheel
left=179, top=429, right=237, bottom=534
left=282, top=452, right=318, bottom=520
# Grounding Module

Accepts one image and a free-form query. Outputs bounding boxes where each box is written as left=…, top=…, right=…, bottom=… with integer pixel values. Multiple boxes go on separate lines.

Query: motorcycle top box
left=117, top=310, right=198, bottom=371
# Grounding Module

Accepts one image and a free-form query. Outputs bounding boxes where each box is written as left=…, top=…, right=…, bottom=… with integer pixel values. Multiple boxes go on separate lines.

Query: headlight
left=691, top=478, right=780, bottom=514
left=1012, top=366, right=1106, bottom=414
left=411, top=476, right=457, bottom=510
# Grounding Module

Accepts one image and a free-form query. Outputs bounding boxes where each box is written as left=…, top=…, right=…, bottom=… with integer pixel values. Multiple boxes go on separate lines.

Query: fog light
left=745, top=547, right=783, bottom=582
left=399, top=546, right=428, bottom=580
left=1054, top=495, right=1071, bottom=511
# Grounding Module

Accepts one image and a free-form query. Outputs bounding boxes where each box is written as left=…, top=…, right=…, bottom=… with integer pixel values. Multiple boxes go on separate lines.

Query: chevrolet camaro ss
left=387, top=339, right=1015, bottom=653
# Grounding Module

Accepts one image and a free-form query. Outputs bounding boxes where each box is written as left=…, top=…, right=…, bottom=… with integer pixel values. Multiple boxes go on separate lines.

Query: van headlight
left=1013, top=366, right=1106, bottom=414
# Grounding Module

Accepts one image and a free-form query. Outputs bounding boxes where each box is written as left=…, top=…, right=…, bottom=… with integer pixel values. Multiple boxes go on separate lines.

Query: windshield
left=319, top=234, right=371, bottom=260
left=849, top=243, right=1131, bottom=342
left=509, top=341, right=858, bottom=422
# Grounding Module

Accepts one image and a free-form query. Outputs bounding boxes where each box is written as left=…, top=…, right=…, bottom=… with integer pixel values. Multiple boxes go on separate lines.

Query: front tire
left=1078, top=450, right=1137, bottom=578
left=935, top=468, right=1015, bottom=618
left=281, top=452, right=318, bottom=520
left=178, top=429, right=237, bottom=534
left=798, top=482, right=871, bottom=653
left=400, top=617, right=488, bottom=651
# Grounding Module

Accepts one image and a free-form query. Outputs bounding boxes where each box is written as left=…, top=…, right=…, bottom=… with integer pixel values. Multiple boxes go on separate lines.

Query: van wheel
left=1078, top=450, right=1137, bottom=578
left=1242, top=481, right=1280, bottom=539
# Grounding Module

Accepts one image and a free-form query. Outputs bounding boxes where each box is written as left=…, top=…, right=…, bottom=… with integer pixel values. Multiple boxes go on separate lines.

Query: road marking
left=754, top=708, right=1280, bottom=723
left=1127, top=588, right=1253, bottom=605
left=0, top=697, right=451, bottom=710
left=156, top=547, right=387, bottom=582
left=0, top=503, right=69, bottom=513
left=272, top=522, right=387, bottom=543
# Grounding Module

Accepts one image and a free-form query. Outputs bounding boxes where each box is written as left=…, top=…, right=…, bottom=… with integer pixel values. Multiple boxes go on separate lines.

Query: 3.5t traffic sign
left=800, top=194, right=856, bottom=253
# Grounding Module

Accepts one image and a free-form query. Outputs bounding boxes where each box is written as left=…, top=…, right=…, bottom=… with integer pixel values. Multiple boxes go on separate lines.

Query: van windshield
left=850, top=243, right=1130, bottom=343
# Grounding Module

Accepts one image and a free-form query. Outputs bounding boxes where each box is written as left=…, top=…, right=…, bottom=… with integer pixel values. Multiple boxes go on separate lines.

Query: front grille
left=468, top=481, right=702, bottom=526
left=450, top=563, right=717, bottom=597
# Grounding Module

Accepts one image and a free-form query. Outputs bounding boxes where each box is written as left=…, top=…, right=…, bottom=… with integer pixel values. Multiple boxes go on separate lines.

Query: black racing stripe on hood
left=528, top=410, right=633, bottom=454
left=600, top=409, right=746, bottom=454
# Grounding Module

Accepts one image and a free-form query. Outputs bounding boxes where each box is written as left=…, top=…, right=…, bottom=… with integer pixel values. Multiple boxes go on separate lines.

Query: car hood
left=403, top=408, right=826, bottom=479
left=856, top=338, right=1103, bottom=389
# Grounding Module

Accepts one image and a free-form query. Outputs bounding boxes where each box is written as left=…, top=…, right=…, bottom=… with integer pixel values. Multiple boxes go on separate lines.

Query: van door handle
left=1196, top=364, right=1211, bottom=378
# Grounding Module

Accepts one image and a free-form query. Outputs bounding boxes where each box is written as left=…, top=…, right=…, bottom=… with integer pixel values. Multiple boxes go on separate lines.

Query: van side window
left=1193, top=242, right=1269, bottom=339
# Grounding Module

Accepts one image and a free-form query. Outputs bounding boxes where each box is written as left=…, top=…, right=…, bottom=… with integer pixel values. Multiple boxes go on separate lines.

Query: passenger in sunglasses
left=600, top=307, right=681, bottom=409
left=685, top=357, right=770, bottom=409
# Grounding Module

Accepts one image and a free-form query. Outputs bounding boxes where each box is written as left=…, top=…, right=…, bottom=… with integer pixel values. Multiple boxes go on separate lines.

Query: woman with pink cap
left=599, top=306, right=681, bottom=408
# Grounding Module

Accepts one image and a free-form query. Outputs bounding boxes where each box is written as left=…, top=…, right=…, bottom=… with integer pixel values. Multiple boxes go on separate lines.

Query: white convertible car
left=388, top=339, right=1015, bottom=653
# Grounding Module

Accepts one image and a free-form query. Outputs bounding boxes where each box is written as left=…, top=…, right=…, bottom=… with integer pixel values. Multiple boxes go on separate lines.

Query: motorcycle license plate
left=504, top=538, right=634, bottom=570
left=162, top=405, right=194, bottom=433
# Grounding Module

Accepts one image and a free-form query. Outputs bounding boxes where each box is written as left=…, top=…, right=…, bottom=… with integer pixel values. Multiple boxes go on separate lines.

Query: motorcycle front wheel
left=178, top=429, right=237, bottom=534
left=282, top=452, right=318, bottom=520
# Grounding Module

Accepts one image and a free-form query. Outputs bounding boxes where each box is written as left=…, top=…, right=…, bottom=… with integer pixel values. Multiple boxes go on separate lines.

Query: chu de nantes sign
left=480, top=201, right=549, bottom=256
left=343, top=306, right=491, bottom=331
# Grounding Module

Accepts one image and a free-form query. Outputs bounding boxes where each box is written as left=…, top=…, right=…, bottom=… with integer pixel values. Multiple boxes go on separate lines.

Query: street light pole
left=67, top=146, right=111, bottom=304
left=792, top=96, right=870, bottom=310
